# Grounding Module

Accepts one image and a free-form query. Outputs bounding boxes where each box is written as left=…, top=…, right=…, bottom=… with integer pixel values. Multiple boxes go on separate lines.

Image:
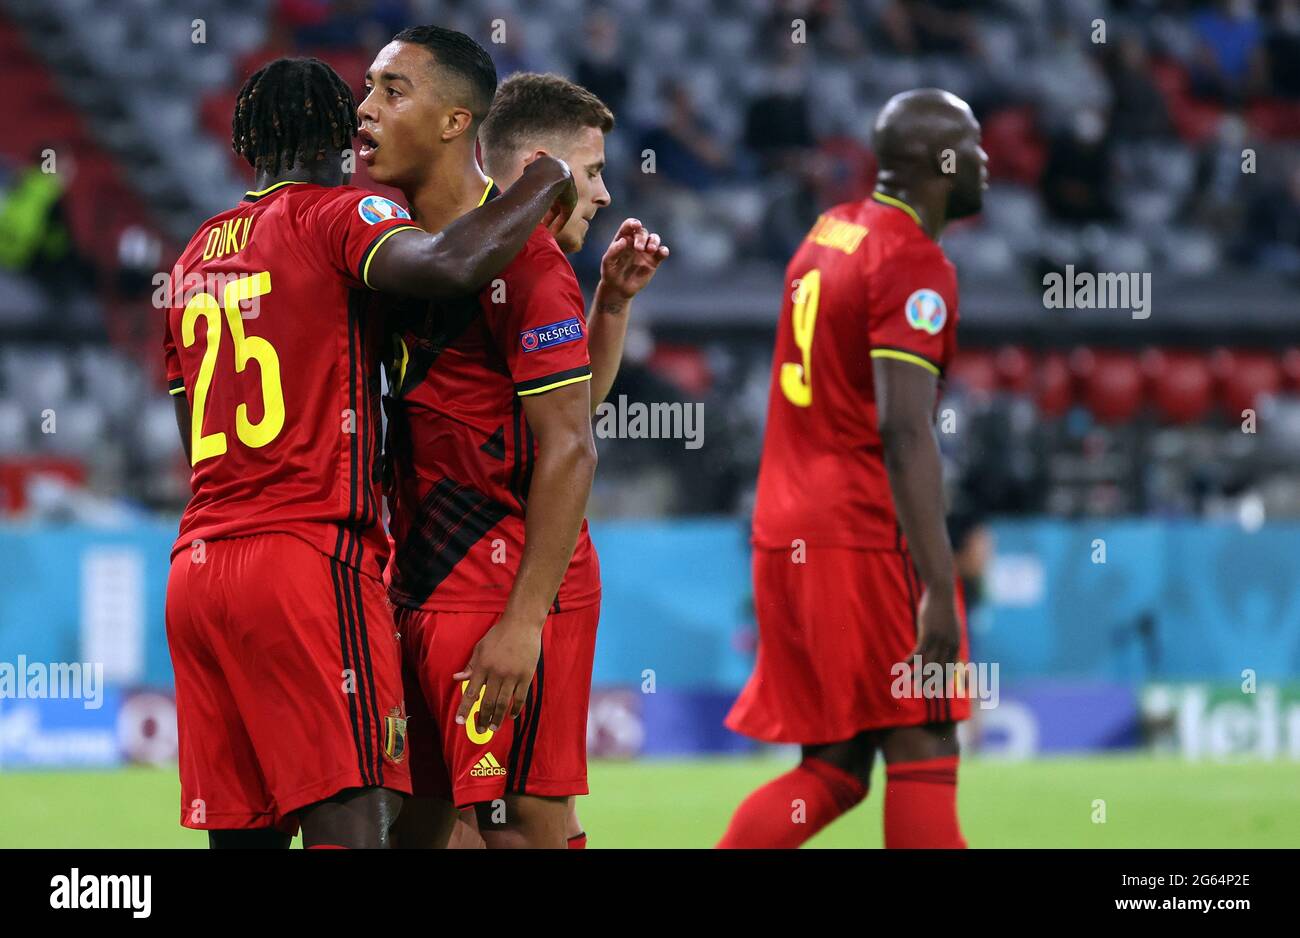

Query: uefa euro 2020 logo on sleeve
left=904, top=288, right=947, bottom=335
left=357, top=194, right=411, bottom=225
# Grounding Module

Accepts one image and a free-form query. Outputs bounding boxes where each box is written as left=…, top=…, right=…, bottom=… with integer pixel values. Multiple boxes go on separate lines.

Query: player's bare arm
left=365, top=156, right=575, bottom=299
left=454, top=380, right=597, bottom=733
left=873, top=358, right=961, bottom=668
left=586, top=218, right=670, bottom=412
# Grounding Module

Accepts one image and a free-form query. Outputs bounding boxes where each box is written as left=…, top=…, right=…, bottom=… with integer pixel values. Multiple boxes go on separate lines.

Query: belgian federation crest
left=904, top=288, right=947, bottom=335
left=384, top=707, right=408, bottom=764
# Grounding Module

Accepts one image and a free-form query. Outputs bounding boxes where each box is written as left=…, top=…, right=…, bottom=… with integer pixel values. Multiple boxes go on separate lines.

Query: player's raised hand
left=453, top=614, right=543, bottom=734
left=908, top=586, right=962, bottom=670
left=599, top=218, right=670, bottom=301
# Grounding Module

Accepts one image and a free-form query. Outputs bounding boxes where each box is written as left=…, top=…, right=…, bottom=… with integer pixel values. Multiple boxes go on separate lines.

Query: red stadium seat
left=980, top=107, right=1046, bottom=186
left=1281, top=348, right=1300, bottom=392
left=946, top=348, right=997, bottom=396
left=994, top=345, right=1034, bottom=394
left=1142, top=349, right=1214, bottom=425
left=1074, top=349, right=1144, bottom=424
left=1035, top=351, right=1073, bottom=417
left=1212, top=349, right=1283, bottom=417
left=648, top=344, right=712, bottom=397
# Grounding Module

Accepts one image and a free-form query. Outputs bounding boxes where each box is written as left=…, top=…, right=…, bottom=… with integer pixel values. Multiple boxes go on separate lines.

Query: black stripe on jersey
left=513, top=365, right=592, bottom=396
left=505, top=678, right=533, bottom=792
left=509, top=398, right=526, bottom=512
left=168, top=376, right=185, bottom=394
left=330, top=551, right=371, bottom=787
left=349, top=563, right=385, bottom=786
left=515, top=644, right=545, bottom=794
left=390, top=478, right=510, bottom=605
left=347, top=296, right=375, bottom=529
left=480, top=426, right=506, bottom=461
left=336, top=550, right=378, bottom=787
left=520, top=420, right=536, bottom=508
left=872, top=345, right=943, bottom=376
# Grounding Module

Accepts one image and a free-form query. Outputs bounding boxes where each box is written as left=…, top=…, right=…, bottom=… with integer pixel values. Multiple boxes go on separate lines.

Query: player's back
left=164, top=181, right=419, bottom=577
left=752, top=193, right=960, bottom=551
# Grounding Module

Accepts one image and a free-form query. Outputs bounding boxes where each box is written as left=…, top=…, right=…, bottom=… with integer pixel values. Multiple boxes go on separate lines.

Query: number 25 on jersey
left=779, top=268, right=821, bottom=407
left=180, top=271, right=285, bottom=465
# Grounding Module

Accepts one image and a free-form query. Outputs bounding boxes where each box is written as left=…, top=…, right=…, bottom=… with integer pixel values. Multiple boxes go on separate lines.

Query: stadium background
left=1, top=0, right=1298, bottom=847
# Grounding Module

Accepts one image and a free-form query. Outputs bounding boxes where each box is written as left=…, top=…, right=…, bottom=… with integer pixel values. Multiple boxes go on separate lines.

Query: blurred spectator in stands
left=1041, top=109, right=1118, bottom=224
left=1264, top=0, right=1300, bottom=98
left=0, top=149, right=95, bottom=300
left=1239, top=154, right=1300, bottom=275
left=761, top=0, right=865, bottom=61
left=575, top=9, right=628, bottom=117
left=1189, top=0, right=1267, bottom=104
left=877, top=0, right=982, bottom=56
left=1105, top=36, right=1174, bottom=140
left=277, top=0, right=410, bottom=50
left=742, top=45, right=814, bottom=175
left=1034, top=23, right=1112, bottom=131
left=638, top=79, right=732, bottom=192
left=1191, top=111, right=1253, bottom=232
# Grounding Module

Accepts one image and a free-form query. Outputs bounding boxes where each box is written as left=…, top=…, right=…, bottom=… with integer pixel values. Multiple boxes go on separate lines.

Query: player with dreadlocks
left=161, top=56, right=577, bottom=849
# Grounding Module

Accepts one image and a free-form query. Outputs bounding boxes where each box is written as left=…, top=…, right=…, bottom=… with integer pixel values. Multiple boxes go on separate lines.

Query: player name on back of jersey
left=806, top=214, right=869, bottom=255
left=200, top=216, right=255, bottom=261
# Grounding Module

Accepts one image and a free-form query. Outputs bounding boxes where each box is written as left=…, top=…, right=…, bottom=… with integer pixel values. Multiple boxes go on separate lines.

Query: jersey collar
left=871, top=191, right=923, bottom=228
left=242, top=180, right=308, bottom=202
left=478, top=177, right=498, bottom=206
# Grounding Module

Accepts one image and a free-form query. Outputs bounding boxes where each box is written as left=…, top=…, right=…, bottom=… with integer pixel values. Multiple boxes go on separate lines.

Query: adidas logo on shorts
left=470, top=752, right=507, bottom=777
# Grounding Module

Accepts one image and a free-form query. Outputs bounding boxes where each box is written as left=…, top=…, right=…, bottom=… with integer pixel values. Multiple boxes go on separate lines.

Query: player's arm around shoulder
left=367, top=157, right=577, bottom=300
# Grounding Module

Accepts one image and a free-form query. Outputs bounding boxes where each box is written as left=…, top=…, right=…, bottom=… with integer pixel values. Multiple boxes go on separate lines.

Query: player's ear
left=441, top=106, right=476, bottom=142
left=520, top=148, right=551, bottom=168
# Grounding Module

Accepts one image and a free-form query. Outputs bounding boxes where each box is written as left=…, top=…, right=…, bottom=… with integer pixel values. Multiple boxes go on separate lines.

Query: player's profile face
left=947, top=121, right=988, bottom=220
left=358, top=41, right=445, bottom=188
left=549, top=125, right=610, bottom=252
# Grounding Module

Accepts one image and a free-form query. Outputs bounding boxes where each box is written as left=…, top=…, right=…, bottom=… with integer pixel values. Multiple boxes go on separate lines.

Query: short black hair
left=232, top=57, right=357, bottom=174
left=392, top=25, right=498, bottom=127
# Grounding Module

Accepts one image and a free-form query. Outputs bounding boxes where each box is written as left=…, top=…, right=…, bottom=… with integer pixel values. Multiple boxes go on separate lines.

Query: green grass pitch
left=1, top=755, right=1296, bottom=848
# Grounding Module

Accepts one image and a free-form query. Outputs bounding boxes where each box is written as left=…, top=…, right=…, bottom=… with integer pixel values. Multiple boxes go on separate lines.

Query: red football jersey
left=163, top=180, right=420, bottom=578
left=752, top=192, right=960, bottom=551
left=384, top=195, right=600, bottom=613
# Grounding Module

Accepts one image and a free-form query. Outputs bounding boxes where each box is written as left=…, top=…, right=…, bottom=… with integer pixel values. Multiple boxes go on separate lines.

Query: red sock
left=306, top=844, right=348, bottom=849
left=884, top=755, right=966, bottom=849
left=567, top=832, right=587, bottom=849
left=717, top=757, right=867, bottom=849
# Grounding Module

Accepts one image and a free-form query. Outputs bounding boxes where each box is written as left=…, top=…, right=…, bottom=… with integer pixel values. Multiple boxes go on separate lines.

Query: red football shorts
left=397, top=600, right=600, bottom=808
left=166, top=533, right=411, bottom=833
left=726, top=545, right=971, bottom=745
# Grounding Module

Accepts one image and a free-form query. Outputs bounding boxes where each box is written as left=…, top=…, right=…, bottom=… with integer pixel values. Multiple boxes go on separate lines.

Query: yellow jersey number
left=460, top=679, right=495, bottom=744
left=779, top=268, right=821, bottom=407
left=180, top=271, right=285, bottom=465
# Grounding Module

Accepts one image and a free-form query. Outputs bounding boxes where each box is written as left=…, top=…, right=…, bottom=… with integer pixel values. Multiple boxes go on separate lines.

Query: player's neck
left=251, top=164, right=338, bottom=192
left=872, top=185, right=945, bottom=241
left=404, top=152, right=491, bottom=236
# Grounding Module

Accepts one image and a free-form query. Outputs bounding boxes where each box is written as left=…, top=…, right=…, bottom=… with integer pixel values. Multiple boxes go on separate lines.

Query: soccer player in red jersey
left=480, top=75, right=670, bottom=850
left=354, top=28, right=663, bottom=848
left=719, top=89, right=989, bottom=849
left=162, top=57, right=576, bottom=849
